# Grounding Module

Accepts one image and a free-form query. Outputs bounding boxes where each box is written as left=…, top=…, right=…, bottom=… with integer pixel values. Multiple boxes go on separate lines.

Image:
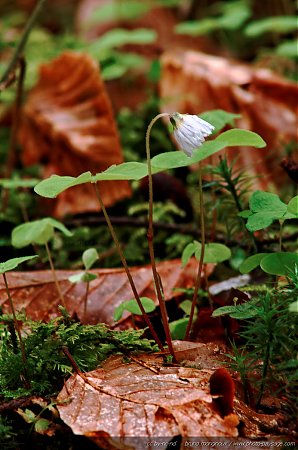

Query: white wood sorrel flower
left=170, top=113, right=214, bottom=157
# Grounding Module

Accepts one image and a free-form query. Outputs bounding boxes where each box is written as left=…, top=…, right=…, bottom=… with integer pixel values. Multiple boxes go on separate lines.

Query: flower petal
left=171, top=113, right=214, bottom=157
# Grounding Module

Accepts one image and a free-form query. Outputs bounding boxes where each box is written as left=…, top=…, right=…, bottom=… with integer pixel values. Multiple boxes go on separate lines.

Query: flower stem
left=45, top=241, right=66, bottom=308
left=146, top=113, right=177, bottom=362
left=279, top=221, right=283, bottom=252
left=94, top=182, right=164, bottom=351
left=1, top=58, right=26, bottom=213
left=6, top=57, right=26, bottom=178
left=83, top=280, right=90, bottom=323
left=184, top=162, right=206, bottom=340
left=3, top=273, right=30, bottom=387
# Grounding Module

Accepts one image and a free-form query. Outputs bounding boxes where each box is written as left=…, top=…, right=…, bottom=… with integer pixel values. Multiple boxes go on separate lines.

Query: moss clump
left=0, top=311, right=158, bottom=400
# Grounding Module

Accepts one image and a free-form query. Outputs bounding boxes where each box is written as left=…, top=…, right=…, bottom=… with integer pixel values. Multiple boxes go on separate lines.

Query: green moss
left=0, top=312, right=158, bottom=400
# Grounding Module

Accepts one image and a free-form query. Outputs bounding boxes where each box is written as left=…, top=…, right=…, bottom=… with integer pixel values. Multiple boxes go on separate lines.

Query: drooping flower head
left=170, top=113, right=214, bottom=157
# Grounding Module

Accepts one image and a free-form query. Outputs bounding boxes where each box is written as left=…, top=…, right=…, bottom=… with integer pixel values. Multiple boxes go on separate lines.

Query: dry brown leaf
left=159, top=50, right=298, bottom=189
left=57, top=353, right=239, bottom=447
left=18, top=51, right=131, bottom=217
left=0, top=258, right=213, bottom=324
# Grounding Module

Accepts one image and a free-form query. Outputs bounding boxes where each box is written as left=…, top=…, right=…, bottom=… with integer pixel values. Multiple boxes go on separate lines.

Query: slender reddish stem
left=145, top=114, right=177, bottom=362
left=83, top=280, right=90, bottom=323
left=45, top=241, right=66, bottom=308
left=184, top=163, right=206, bottom=340
left=94, top=183, right=164, bottom=351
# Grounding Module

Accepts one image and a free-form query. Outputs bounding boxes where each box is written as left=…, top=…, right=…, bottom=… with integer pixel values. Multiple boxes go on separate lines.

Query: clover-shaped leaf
left=287, top=195, right=298, bottom=217
left=69, top=272, right=97, bottom=284
left=34, top=172, right=92, bottom=199
left=241, top=191, right=290, bottom=232
left=212, top=302, right=259, bottom=320
left=260, top=252, right=298, bottom=277
left=152, top=129, right=266, bottom=170
left=239, top=252, right=298, bottom=276
left=69, top=248, right=99, bottom=285
left=114, top=297, right=156, bottom=322
left=82, top=248, right=99, bottom=271
left=12, top=218, right=73, bottom=248
left=239, top=253, right=268, bottom=274
left=0, top=256, right=38, bottom=274
left=34, top=125, right=266, bottom=198
left=182, top=241, right=231, bottom=266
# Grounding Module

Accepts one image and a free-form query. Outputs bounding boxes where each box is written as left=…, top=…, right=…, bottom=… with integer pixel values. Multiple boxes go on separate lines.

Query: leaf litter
left=0, top=258, right=213, bottom=324
left=57, top=353, right=239, bottom=448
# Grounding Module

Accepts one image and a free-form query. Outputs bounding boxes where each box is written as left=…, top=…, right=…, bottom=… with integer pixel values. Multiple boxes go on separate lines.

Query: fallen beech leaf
left=57, top=354, right=239, bottom=445
left=0, top=259, right=213, bottom=324
left=160, top=50, right=298, bottom=189
left=18, top=51, right=131, bottom=217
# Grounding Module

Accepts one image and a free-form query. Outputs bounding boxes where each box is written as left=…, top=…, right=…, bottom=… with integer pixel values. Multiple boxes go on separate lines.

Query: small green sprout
left=11, top=218, right=73, bottom=307
left=113, top=297, right=156, bottom=326
left=182, top=241, right=231, bottom=267
left=68, top=248, right=99, bottom=322
left=169, top=300, right=198, bottom=340
left=238, top=192, right=298, bottom=233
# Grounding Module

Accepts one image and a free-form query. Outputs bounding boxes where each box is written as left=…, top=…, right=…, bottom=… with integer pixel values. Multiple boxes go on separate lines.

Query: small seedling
left=182, top=240, right=231, bottom=312
left=169, top=300, right=198, bottom=340
left=238, top=192, right=298, bottom=277
left=239, top=192, right=298, bottom=250
left=212, top=273, right=298, bottom=410
left=182, top=241, right=231, bottom=266
left=16, top=400, right=56, bottom=436
left=69, top=248, right=99, bottom=321
left=11, top=218, right=73, bottom=307
left=114, top=297, right=156, bottom=327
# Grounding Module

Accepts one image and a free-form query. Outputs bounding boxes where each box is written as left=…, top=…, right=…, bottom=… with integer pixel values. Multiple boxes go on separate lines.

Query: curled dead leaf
left=18, top=51, right=131, bottom=217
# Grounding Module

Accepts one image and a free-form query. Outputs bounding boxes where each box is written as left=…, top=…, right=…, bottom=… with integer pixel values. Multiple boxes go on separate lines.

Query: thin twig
left=0, top=71, right=16, bottom=93
left=83, top=281, right=89, bottom=323
left=93, top=182, right=164, bottom=351
left=146, top=114, right=177, bottom=363
left=184, top=163, right=205, bottom=340
left=6, top=57, right=26, bottom=177
left=0, top=0, right=47, bottom=84
left=1, top=57, right=26, bottom=212
left=62, top=346, right=81, bottom=374
left=64, top=217, right=298, bottom=247
left=279, top=221, right=283, bottom=252
left=0, top=396, right=35, bottom=413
